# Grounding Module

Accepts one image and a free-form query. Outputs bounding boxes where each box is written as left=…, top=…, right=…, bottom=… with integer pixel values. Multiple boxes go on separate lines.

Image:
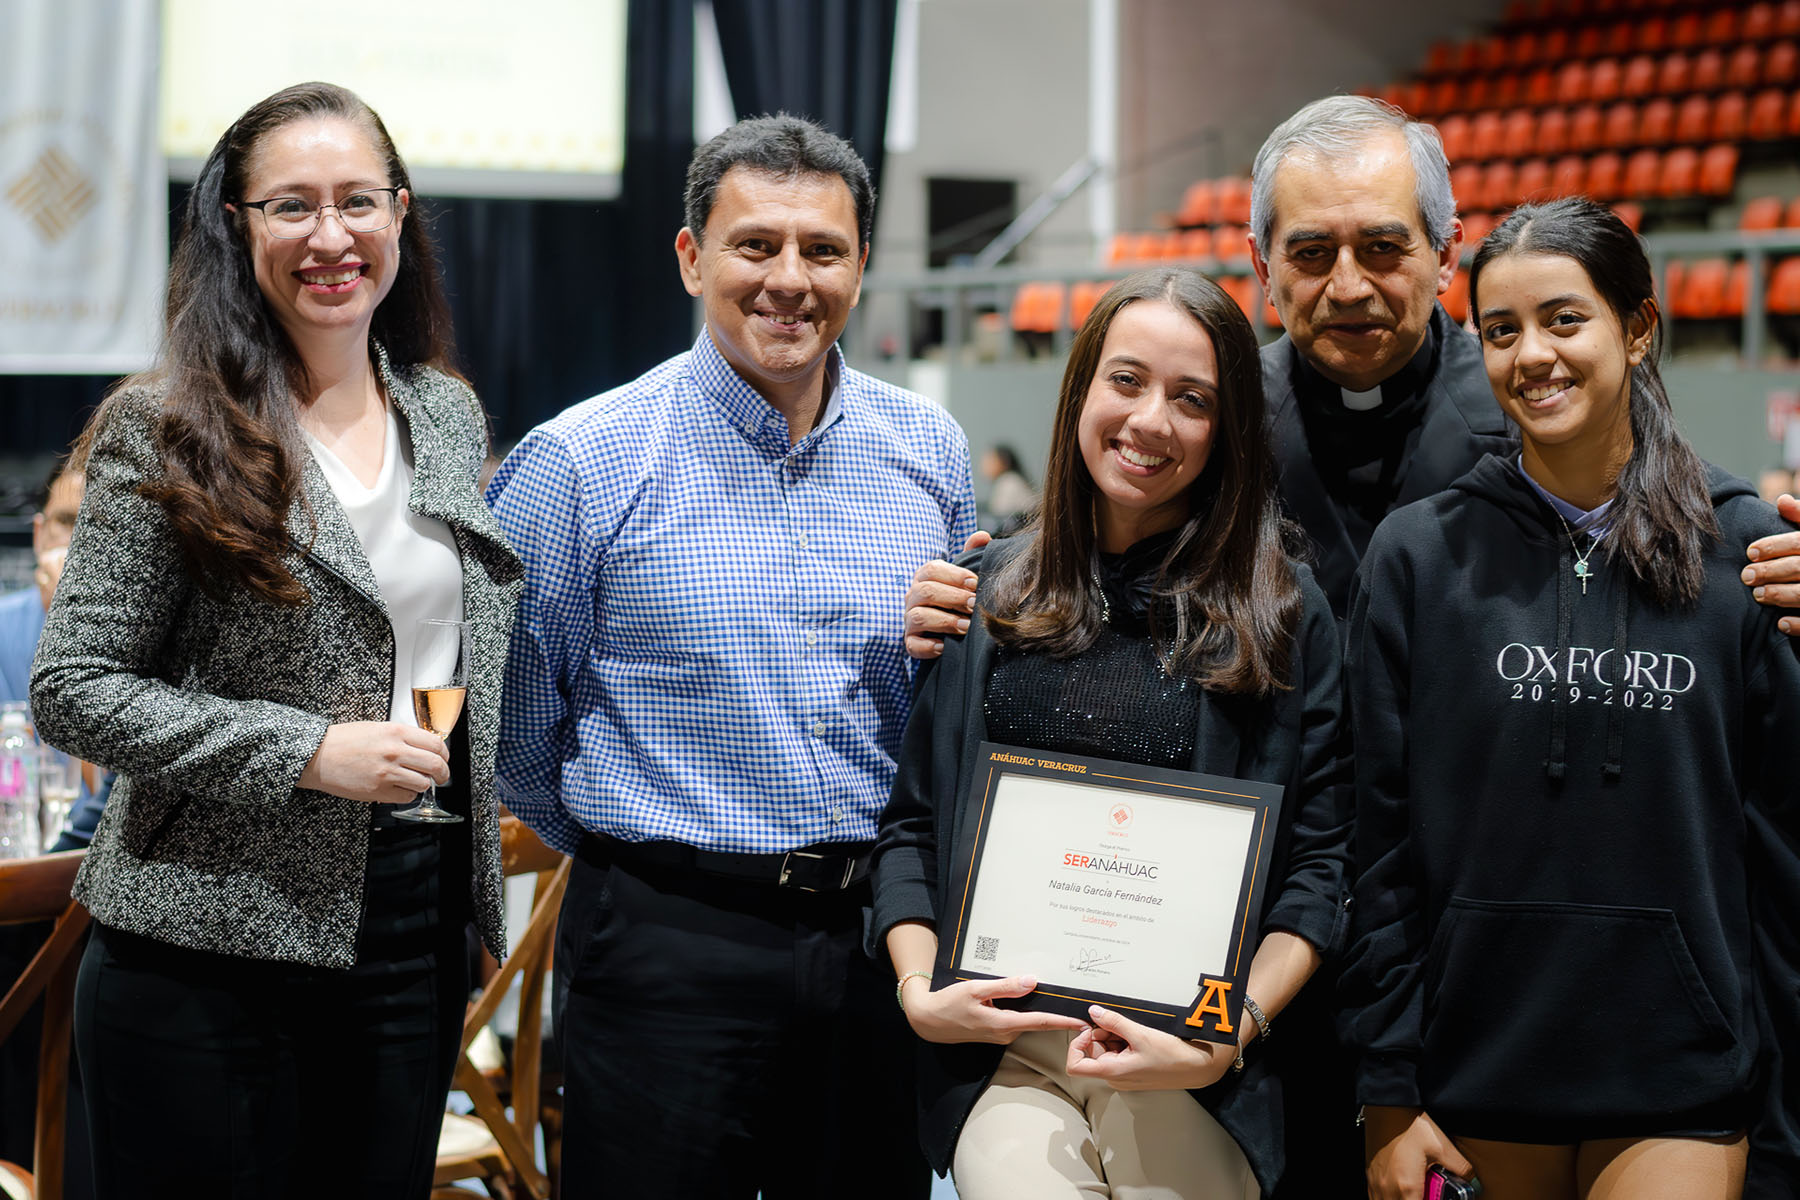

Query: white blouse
left=303, top=404, right=464, bottom=727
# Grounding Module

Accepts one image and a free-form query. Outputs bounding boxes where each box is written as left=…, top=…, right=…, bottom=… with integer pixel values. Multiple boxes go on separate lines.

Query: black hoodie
left=1340, top=454, right=1800, bottom=1160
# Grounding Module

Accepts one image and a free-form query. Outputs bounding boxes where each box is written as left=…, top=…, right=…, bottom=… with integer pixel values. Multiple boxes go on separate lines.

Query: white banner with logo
left=0, top=0, right=163, bottom=374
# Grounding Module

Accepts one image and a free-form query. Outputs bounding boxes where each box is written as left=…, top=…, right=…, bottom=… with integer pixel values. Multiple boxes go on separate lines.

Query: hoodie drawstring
left=1603, top=582, right=1630, bottom=781
left=1546, top=539, right=1574, bottom=782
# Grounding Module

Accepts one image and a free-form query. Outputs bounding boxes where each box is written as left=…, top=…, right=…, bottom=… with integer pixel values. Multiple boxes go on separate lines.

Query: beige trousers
left=952, top=1030, right=1261, bottom=1200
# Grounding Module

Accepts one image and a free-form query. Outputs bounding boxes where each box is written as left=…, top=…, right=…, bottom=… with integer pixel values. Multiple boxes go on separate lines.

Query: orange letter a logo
left=1184, top=979, right=1234, bottom=1034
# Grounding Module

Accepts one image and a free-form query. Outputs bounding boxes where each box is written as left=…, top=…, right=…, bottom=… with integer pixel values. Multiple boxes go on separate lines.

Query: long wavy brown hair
left=87, top=82, right=460, bottom=606
left=984, top=268, right=1302, bottom=697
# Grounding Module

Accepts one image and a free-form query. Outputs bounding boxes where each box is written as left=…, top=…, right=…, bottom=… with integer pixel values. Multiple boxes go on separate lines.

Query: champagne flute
left=396, top=617, right=468, bottom=824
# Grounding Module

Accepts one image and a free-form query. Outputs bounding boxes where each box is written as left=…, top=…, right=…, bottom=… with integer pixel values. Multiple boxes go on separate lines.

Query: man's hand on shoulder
left=1744, top=493, right=1800, bottom=636
left=903, top=531, right=990, bottom=660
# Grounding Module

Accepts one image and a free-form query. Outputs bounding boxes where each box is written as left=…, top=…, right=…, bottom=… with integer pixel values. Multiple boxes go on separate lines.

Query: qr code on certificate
left=973, top=935, right=1000, bottom=963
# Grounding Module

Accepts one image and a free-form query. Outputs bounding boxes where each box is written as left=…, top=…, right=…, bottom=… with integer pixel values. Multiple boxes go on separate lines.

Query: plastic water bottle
left=0, top=708, right=40, bottom=858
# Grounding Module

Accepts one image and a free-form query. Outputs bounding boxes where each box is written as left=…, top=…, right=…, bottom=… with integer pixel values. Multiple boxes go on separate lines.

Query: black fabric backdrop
left=0, top=0, right=895, bottom=461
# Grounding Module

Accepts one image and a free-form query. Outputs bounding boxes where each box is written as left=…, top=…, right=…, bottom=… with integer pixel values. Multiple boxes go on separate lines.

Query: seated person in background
left=978, top=443, right=1036, bottom=536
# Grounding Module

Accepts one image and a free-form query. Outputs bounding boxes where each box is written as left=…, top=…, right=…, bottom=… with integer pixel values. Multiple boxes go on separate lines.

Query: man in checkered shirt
left=488, top=115, right=973, bottom=1199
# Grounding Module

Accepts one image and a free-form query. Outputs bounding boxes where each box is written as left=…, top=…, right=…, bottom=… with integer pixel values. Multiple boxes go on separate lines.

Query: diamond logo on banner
left=4, top=144, right=98, bottom=245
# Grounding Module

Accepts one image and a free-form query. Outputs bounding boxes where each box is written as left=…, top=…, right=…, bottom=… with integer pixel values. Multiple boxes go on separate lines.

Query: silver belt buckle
left=778, top=849, right=854, bottom=891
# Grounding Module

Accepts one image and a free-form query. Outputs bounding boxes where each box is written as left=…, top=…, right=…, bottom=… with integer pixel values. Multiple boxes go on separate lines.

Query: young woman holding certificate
left=870, top=267, right=1352, bottom=1198
left=1341, top=198, right=1800, bottom=1199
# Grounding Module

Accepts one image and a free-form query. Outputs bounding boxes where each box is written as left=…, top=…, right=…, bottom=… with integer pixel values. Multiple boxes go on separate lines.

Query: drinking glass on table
left=396, top=617, right=468, bottom=825
left=37, top=746, right=79, bottom=851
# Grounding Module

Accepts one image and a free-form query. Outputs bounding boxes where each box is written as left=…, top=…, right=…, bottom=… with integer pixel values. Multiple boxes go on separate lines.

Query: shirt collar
left=1518, top=455, right=1614, bottom=534
left=689, top=330, right=846, bottom=453
left=1292, top=313, right=1440, bottom=412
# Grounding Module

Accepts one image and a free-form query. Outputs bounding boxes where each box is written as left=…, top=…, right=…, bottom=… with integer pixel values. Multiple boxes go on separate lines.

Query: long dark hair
left=984, top=268, right=1302, bottom=697
left=93, top=81, right=460, bottom=606
left=1470, top=197, right=1718, bottom=610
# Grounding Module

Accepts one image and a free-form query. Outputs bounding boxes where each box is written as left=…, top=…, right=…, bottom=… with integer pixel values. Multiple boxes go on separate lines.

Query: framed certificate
left=933, top=741, right=1284, bottom=1044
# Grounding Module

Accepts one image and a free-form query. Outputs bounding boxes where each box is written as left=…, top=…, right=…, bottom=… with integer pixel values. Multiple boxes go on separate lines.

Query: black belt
left=580, top=833, right=873, bottom=892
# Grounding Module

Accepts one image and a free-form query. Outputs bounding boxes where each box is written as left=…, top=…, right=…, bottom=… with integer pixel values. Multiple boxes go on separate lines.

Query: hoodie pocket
left=1420, top=898, right=1741, bottom=1123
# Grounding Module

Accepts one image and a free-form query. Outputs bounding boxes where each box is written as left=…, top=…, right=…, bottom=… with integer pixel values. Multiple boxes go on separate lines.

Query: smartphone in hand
left=1426, top=1164, right=1483, bottom=1200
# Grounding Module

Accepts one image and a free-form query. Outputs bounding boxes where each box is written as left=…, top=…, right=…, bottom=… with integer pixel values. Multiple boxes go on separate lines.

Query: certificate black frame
left=933, top=741, right=1284, bottom=1044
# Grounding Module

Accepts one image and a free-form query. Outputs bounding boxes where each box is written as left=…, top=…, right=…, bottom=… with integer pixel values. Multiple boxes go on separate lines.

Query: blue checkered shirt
left=489, top=333, right=975, bottom=854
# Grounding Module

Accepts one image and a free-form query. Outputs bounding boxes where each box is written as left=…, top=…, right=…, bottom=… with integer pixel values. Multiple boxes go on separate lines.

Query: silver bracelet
left=1242, top=994, right=1272, bottom=1043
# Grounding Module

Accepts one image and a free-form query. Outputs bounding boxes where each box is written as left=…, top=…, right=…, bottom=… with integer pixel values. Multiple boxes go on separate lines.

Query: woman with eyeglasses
left=30, top=82, right=520, bottom=1198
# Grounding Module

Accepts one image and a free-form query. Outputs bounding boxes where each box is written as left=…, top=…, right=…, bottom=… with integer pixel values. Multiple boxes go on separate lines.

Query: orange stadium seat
left=1427, top=79, right=1461, bottom=116
left=1570, top=104, right=1606, bottom=152
left=1673, top=258, right=1729, bottom=319
left=1635, top=18, right=1668, bottom=56
left=1177, top=180, right=1217, bottom=227
left=1492, top=76, right=1525, bottom=110
left=1437, top=115, right=1474, bottom=161
left=1789, top=91, right=1800, bottom=137
left=1517, top=158, right=1554, bottom=202
left=1675, top=94, right=1712, bottom=142
left=1551, top=155, right=1589, bottom=197
left=1785, top=197, right=1800, bottom=228
left=1770, top=258, right=1800, bottom=315
left=1743, top=3, right=1777, bottom=44
left=1536, top=108, right=1572, bottom=156
left=1692, top=49, right=1726, bottom=92
left=1726, top=46, right=1762, bottom=91
left=1217, top=178, right=1252, bottom=227
left=1482, top=161, right=1522, bottom=209
left=1699, top=143, right=1739, bottom=197
left=1010, top=282, right=1064, bottom=334
left=1764, top=41, right=1798, bottom=86
left=1705, top=9, right=1742, bottom=47
left=1426, top=41, right=1455, bottom=75
left=1216, top=275, right=1257, bottom=320
left=1502, top=110, right=1537, bottom=154
left=1589, top=58, right=1624, bottom=103
left=1524, top=67, right=1558, bottom=107
left=1749, top=89, right=1790, bottom=138
left=1612, top=201, right=1644, bottom=232
left=1557, top=61, right=1592, bottom=104
left=1541, top=28, right=1571, bottom=61
left=1176, top=228, right=1214, bottom=260
left=1452, top=39, right=1482, bottom=73
left=1659, top=146, right=1699, bottom=196
left=1215, top=225, right=1254, bottom=264
left=1471, top=112, right=1507, bottom=160
left=1669, top=12, right=1704, bottom=50
left=1780, top=0, right=1800, bottom=39
left=1624, top=148, right=1664, bottom=197
left=1664, top=259, right=1686, bottom=307
left=1712, top=91, right=1749, bottom=141
left=1451, top=164, right=1484, bottom=208
left=1603, top=23, right=1636, bottom=59
left=1466, top=78, right=1498, bottom=112
left=1602, top=101, right=1640, bottom=149
left=1621, top=55, right=1659, bottom=98
left=1068, top=280, right=1114, bottom=329
left=1440, top=269, right=1471, bottom=324
left=1639, top=98, right=1675, bottom=147
left=1727, top=261, right=1750, bottom=318
left=1741, top=196, right=1785, bottom=231
left=1105, top=233, right=1135, bottom=266
left=1479, top=35, right=1510, bottom=72
left=1587, top=152, right=1626, bottom=200
left=1657, top=52, right=1693, bottom=95
left=1575, top=26, right=1606, bottom=60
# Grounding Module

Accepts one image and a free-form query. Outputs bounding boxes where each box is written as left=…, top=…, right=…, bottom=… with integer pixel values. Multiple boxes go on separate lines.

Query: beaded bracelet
left=895, top=970, right=933, bottom=1011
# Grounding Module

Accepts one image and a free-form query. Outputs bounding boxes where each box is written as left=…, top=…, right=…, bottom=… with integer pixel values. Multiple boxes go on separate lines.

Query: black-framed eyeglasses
left=239, top=187, right=402, bottom=239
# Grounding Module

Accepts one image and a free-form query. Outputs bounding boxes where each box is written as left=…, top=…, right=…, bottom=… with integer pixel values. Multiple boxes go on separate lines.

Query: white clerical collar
left=1340, top=386, right=1384, bottom=411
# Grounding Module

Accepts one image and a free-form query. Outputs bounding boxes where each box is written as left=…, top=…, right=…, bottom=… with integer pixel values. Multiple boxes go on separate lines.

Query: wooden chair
left=430, top=819, right=568, bottom=1200
left=0, top=851, right=88, bottom=1200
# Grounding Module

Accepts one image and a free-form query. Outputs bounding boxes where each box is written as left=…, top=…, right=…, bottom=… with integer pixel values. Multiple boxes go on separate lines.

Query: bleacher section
left=1005, top=0, right=1800, bottom=356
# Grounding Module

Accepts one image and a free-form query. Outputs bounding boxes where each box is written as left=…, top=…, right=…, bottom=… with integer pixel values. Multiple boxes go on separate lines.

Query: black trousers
left=556, top=841, right=931, bottom=1199
left=72, top=824, right=470, bottom=1200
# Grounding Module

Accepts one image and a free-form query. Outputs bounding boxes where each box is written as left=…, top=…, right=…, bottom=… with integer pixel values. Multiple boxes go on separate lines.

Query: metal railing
left=851, top=228, right=1800, bottom=365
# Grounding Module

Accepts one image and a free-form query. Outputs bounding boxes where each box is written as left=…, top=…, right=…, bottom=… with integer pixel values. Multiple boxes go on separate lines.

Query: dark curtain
left=709, top=0, right=898, bottom=256
left=0, top=0, right=695, bottom=459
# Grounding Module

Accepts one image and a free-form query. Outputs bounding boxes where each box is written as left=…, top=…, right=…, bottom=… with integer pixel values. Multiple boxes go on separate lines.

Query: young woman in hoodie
left=1342, top=196, right=1800, bottom=1200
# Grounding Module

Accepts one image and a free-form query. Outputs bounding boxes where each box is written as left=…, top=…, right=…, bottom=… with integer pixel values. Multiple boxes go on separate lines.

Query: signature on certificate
left=1069, top=946, right=1120, bottom=975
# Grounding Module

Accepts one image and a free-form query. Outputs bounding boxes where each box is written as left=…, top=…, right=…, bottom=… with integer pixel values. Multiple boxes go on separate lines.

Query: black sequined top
left=983, top=530, right=1202, bottom=769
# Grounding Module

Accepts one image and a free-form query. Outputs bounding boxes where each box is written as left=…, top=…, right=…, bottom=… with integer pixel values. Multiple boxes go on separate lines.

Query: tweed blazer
left=30, top=352, right=523, bottom=969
